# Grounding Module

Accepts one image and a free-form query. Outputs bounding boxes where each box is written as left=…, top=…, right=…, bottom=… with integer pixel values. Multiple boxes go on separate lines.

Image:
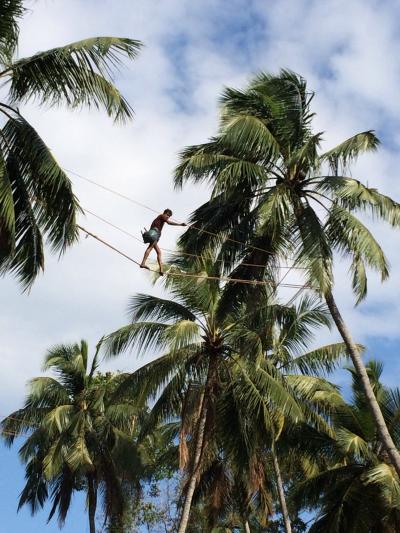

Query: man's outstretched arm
left=167, top=220, right=186, bottom=226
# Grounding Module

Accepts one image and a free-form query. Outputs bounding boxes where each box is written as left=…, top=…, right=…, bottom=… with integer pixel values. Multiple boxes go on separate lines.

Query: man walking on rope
left=140, top=209, right=186, bottom=275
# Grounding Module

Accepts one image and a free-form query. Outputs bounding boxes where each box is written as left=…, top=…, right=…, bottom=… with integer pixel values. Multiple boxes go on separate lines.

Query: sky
left=1, top=0, right=400, bottom=531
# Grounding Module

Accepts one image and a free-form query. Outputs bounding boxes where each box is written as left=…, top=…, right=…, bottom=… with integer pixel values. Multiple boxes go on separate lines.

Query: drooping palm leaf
left=0, top=0, right=24, bottom=64
left=7, top=37, right=141, bottom=122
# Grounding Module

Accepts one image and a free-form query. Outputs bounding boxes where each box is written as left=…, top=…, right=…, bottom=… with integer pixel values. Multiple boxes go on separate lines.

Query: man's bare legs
left=140, top=241, right=163, bottom=274
left=154, top=243, right=163, bottom=274
left=140, top=242, right=155, bottom=270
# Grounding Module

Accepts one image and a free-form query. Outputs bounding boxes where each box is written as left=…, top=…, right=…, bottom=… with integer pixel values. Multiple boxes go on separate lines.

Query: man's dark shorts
left=142, top=228, right=161, bottom=244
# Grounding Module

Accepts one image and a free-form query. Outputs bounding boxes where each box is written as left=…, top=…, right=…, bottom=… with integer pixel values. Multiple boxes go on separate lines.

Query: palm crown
left=175, top=69, right=400, bottom=303
left=0, top=1, right=141, bottom=288
left=1, top=340, right=141, bottom=531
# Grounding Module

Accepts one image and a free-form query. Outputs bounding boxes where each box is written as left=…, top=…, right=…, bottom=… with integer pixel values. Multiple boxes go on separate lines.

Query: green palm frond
left=17, top=456, right=48, bottom=515
left=286, top=132, right=323, bottom=172
left=65, top=433, right=93, bottom=472
left=0, top=148, right=14, bottom=246
left=25, top=377, right=70, bottom=410
left=103, top=322, right=169, bottom=358
left=0, top=152, right=44, bottom=289
left=163, top=320, right=202, bottom=353
left=112, top=344, right=204, bottom=407
left=127, top=293, right=197, bottom=323
left=47, top=467, right=75, bottom=526
left=363, top=463, right=400, bottom=509
left=258, top=184, right=293, bottom=240
left=320, top=131, right=379, bottom=173
left=0, top=115, right=80, bottom=288
left=0, top=0, right=24, bottom=64
left=139, top=367, right=190, bottom=436
left=335, top=427, right=372, bottom=461
left=326, top=204, right=389, bottom=302
left=281, top=342, right=350, bottom=375
left=219, top=114, right=280, bottom=161
left=293, top=202, right=333, bottom=293
left=2, top=115, right=80, bottom=253
left=42, top=405, right=75, bottom=434
left=318, top=176, right=400, bottom=226
left=174, top=140, right=224, bottom=189
left=231, top=357, right=303, bottom=423
left=7, top=37, right=142, bottom=121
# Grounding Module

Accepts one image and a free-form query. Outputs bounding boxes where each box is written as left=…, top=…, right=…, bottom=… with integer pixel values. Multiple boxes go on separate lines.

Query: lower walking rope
left=78, top=225, right=310, bottom=290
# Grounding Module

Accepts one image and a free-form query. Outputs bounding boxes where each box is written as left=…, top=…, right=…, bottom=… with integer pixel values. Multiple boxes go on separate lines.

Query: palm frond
left=25, top=377, right=70, bottom=410
left=2, top=115, right=80, bottom=253
left=8, top=37, right=142, bottom=121
left=219, top=114, right=280, bottom=162
left=127, top=293, right=197, bottom=322
left=326, top=204, right=389, bottom=302
left=103, top=322, right=169, bottom=358
left=318, top=176, right=400, bottom=226
left=363, top=463, right=400, bottom=508
left=0, top=152, right=44, bottom=288
left=281, top=342, right=350, bottom=375
left=163, top=320, right=202, bottom=353
left=0, top=0, right=24, bottom=64
left=293, top=201, right=333, bottom=293
left=0, top=147, right=15, bottom=250
left=320, top=131, right=379, bottom=173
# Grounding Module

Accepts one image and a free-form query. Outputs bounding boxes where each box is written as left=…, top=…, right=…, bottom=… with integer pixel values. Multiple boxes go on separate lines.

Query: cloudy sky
left=1, top=0, right=400, bottom=530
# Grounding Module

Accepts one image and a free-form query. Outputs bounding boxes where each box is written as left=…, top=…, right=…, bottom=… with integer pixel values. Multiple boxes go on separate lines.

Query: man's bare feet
left=140, top=264, right=150, bottom=270
left=159, top=270, right=164, bottom=276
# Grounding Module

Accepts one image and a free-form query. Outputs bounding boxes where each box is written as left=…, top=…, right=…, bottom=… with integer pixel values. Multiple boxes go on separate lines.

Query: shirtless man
left=140, top=209, right=186, bottom=274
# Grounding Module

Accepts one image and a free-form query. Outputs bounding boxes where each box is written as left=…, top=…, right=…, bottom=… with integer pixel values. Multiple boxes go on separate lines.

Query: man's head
left=163, top=209, right=172, bottom=217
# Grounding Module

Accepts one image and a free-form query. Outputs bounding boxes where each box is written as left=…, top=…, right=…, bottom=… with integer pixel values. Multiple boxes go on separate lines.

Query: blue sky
left=2, top=0, right=400, bottom=530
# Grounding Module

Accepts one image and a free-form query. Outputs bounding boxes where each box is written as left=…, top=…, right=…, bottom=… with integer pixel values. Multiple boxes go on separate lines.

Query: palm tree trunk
left=87, top=474, right=97, bottom=533
left=325, top=291, right=400, bottom=476
left=243, top=519, right=251, bottom=533
left=271, top=443, right=292, bottom=533
left=178, top=358, right=216, bottom=533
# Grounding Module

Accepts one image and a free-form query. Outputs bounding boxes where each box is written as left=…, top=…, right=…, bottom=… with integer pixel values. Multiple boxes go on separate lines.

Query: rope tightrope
left=78, top=225, right=310, bottom=290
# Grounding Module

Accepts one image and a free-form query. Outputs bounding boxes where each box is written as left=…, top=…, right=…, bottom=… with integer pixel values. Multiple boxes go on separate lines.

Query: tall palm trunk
left=243, top=519, right=251, bottom=533
left=325, top=291, right=400, bottom=475
left=87, top=474, right=97, bottom=533
left=178, top=358, right=216, bottom=533
left=271, top=442, right=292, bottom=533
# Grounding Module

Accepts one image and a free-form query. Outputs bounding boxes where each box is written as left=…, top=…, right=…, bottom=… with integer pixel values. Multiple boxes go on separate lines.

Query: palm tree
left=173, top=69, right=400, bottom=474
left=103, top=257, right=349, bottom=532
left=222, top=288, right=349, bottom=533
left=293, top=361, right=400, bottom=532
left=103, top=270, right=306, bottom=532
left=0, top=1, right=141, bottom=288
left=1, top=340, right=142, bottom=533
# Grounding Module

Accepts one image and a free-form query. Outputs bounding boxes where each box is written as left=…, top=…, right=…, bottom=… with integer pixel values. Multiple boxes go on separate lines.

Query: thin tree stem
left=87, top=474, right=97, bottom=533
left=177, top=358, right=215, bottom=533
left=243, top=519, right=251, bottom=533
left=271, top=442, right=292, bottom=533
left=325, top=291, right=400, bottom=476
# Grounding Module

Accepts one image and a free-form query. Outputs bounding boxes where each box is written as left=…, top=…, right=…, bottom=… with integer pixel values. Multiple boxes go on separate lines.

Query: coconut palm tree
left=103, top=256, right=348, bottom=532
left=173, top=69, right=400, bottom=474
left=1, top=340, right=142, bottom=533
left=103, top=271, right=305, bottom=531
left=221, top=288, right=348, bottom=533
left=0, top=0, right=141, bottom=288
left=293, top=360, right=400, bottom=532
